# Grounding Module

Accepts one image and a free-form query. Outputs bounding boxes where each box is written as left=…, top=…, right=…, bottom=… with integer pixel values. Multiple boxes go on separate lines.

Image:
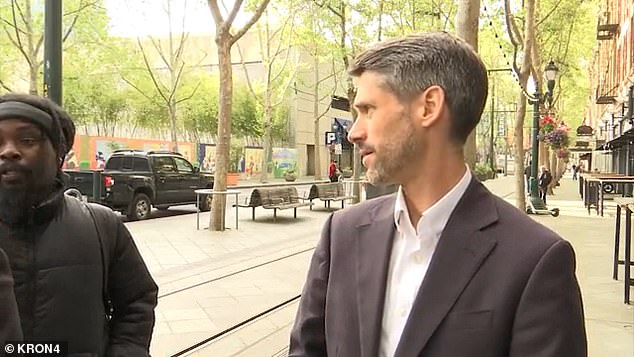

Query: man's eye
left=19, top=137, right=39, bottom=145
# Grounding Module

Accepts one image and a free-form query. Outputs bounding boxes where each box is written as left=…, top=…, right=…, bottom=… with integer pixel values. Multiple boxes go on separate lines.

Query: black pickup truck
left=64, top=150, right=214, bottom=220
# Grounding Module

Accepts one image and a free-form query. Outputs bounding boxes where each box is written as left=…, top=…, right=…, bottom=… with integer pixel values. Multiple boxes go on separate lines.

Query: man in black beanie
left=0, top=93, right=158, bottom=356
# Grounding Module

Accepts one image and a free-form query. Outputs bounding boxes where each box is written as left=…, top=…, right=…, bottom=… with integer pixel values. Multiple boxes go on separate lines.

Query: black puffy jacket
left=0, top=184, right=158, bottom=356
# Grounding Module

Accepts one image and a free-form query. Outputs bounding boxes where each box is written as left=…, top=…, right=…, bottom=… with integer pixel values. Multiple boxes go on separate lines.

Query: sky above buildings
left=104, top=0, right=252, bottom=37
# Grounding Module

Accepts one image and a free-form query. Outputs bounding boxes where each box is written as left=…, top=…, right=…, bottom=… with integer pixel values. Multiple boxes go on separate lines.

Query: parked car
left=64, top=150, right=214, bottom=220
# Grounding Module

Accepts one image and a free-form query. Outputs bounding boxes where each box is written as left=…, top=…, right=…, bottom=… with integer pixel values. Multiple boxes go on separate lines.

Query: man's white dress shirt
left=378, top=168, right=472, bottom=357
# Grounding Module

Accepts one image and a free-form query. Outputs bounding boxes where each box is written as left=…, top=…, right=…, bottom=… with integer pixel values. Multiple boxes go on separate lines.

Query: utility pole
left=44, top=0, right=62, bottom=105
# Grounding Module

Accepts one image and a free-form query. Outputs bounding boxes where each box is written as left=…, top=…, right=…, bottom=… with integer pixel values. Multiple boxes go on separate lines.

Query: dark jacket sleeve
left=509, top=240, right=587, bottom=356
left=0, top=248, right=22, bottom=351
left=289, top=214, right=333, bottom=357
left=105, top=219, right=158, bottom=357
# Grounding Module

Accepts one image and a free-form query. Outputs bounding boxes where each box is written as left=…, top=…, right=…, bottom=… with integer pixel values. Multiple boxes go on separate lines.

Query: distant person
left=328, top=159, right=338, bottom=182
left=290, top=32, right=586, bottom=357
left=0, top=93, right=158, bottom=356
left=524, top=161, right=532, bottom=194
left=539, top=166, right=553, bottom=204
left=572, top=164, right=578, bottom=180
left=96, top=151, right=106, bottom=169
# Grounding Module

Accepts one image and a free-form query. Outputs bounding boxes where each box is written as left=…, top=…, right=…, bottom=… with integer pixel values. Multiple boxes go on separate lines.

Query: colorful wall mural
left=272, top=148, right=297, bottom=178
left=63, top=135, right=194, bottom=170
left=244, top=147, right=264, bottom=177
left=62, top=136, right=297, bottom=180
left=197, top=144, right=217, bottom=173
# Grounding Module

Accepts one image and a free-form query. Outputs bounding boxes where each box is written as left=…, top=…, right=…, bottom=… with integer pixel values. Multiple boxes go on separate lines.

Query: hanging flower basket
left=539, top=115, right=556, bottom=135
left=544, top=128, right=570, bottom=149
left=556, top=148, right=570, bottom=159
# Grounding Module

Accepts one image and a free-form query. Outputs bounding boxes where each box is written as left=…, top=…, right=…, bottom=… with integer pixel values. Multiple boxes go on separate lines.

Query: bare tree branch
left=168, top=61, right=186, bottom=102
left=0, top=78, right=14, bottom=92
left=137, top=38, right=169, bottom=102
left=504, top=0, right=523, bottom=47
left=0, top=17, right=27, bottom=35
left=504, top=0, right=522, bottom=74
left=63, top=14, right=79, bottom=42
left=230, top=0, right=272, bottom=45
left=148, top=36, right=171, bottom=70
left=122, top=76, right=160, bottom=104
left=35, top=34, right=43, bottom=56
left=235, top=41, right=263, bottom=105
left=316, top=79, right=338, bottom=120
left=224, top=0, right=244, bottom=32
left=270, top=20, right=296, bottom=84
left=9, top=0, right=29, bottom=66
left=12, top=0, right=29, bottom=31
left=315, top=0, right=344, bottom=20
left=176, top=81, right=200, bottom=104
left=63, top=0, right=99, bottom=16
left=207, top=0, right=224, bottom=26
left=317, top=72, right=336, bottom=85
left=536, top=0, right=564, bottom=27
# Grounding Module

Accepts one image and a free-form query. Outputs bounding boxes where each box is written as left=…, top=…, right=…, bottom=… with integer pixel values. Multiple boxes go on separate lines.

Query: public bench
left=306, top=182, right=356, bottom=210
left=235, top=187, right=313, bottom=221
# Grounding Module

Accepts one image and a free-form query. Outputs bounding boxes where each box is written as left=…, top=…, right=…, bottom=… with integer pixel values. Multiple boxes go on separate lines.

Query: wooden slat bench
left=236, top=187, right=313, bottom=221
left=306, top=182, right=356, bottom=210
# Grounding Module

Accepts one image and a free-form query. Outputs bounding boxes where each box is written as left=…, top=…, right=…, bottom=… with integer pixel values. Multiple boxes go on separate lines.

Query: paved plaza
left=123, top=175, right=634, bottom=356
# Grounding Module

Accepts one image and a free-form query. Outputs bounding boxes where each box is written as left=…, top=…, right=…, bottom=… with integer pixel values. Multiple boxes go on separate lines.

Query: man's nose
left=0, top=142, right=22, bottom=161
left=347, top=119, right=366, bottom=144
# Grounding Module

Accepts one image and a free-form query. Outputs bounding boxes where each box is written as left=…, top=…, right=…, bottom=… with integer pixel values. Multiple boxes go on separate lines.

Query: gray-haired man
left=290, top=32, right=586, bottom=357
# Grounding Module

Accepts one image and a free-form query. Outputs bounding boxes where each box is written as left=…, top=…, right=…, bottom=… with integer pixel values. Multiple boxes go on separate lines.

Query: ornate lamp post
left=529, top=60, right=559, bottom=208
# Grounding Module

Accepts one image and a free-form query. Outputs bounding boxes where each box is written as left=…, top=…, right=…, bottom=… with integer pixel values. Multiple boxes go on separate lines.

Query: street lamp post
left=528, top=60, right=559, bottom=208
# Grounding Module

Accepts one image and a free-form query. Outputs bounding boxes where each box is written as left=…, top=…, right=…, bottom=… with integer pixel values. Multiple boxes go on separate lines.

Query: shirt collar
left=394, top=165, right=472, bottom=238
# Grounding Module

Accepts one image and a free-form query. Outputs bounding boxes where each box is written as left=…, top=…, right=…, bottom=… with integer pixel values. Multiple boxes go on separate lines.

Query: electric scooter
left=526, top=192, right=559, bottom=217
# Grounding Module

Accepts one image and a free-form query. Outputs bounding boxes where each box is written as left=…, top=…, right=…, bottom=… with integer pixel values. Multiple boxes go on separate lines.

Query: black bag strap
left=84, top=202, right=114, bottom=318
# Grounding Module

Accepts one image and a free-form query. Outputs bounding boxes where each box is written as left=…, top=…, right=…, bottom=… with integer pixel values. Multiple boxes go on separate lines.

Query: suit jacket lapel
left=356, top=195, right=396, bottom=357
left=394, top=179, right=499, bottom=357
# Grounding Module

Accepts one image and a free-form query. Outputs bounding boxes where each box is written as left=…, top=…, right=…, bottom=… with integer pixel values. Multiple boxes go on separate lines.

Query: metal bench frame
left=236, top=187, right=313, bottom=221
left=306, top=183, right=356, bottom=210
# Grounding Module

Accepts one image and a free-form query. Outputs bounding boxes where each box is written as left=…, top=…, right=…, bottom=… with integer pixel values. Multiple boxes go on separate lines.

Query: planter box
left=227, top=172, right=240, bottom=186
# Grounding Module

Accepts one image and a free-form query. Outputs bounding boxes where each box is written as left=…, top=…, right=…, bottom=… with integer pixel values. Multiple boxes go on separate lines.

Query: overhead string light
left=482, top=3, right=538, bottom=101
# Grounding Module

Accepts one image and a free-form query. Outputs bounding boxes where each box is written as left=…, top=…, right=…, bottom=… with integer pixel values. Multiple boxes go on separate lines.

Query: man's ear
left=412, top=85, right=446, bottom=129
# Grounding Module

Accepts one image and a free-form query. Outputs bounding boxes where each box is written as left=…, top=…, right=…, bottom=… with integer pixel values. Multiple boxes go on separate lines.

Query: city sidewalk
left=124, top=174, right=633, bottom=356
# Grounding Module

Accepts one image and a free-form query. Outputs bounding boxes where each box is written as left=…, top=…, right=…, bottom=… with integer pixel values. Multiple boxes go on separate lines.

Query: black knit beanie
left=0, top=93, right=76, bottom=163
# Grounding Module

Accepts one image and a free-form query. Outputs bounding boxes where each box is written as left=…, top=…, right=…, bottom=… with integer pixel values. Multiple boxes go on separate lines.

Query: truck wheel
left=128, top=193, right=152, bottom=221
left=200, top=194, right=212, bottom=211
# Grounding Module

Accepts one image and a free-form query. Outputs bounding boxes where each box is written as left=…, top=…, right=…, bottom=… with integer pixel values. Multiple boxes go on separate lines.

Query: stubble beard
left=365, top=117, right=422, bottom=186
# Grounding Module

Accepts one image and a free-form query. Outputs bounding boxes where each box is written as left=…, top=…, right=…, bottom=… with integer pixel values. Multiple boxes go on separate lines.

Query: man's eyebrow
left=15, top=125, right=44, bottom=134
left=354, top=101, right=373, bottom=109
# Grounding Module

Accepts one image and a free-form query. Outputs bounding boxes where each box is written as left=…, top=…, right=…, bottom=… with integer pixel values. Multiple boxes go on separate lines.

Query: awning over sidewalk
left=597, top=128, right=634, bottom=150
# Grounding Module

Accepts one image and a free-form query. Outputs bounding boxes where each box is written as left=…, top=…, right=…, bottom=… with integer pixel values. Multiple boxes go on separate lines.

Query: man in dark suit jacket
left=0, top=247, right=21, bottom=351
left=289, top=32, right=586, bottom=357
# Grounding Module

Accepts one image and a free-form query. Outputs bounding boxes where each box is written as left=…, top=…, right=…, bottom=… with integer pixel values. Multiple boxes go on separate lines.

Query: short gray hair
left=348, top=32, right=488, bottom=144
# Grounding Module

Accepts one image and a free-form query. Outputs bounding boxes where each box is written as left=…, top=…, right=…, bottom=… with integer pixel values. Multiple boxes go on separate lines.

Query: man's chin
left=365, top=169, right=392, bottom=186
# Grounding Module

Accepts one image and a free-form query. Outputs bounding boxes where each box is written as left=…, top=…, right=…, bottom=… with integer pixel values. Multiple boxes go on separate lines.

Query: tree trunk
left=209, top=38, right=232, bottom=231
left=260, top=85, right=273, bottom=183
left=513, top=92, right=528, bottom=209
left=512, top=0, right=536, bottom=210
left=168, top=99, right=179, bottom=152
left=455, top=0, right=481, bottom=169
left=29, top=64, right=38, bottom=95
left=313, top=54, right=322, bottom=180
